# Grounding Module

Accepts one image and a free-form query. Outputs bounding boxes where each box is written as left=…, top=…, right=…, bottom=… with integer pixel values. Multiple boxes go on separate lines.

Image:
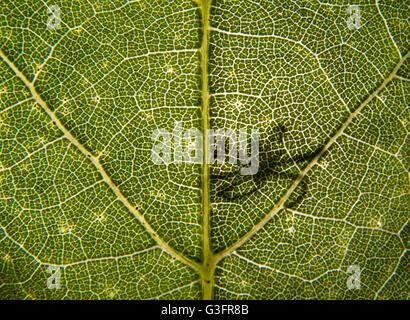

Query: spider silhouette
left=210, top=124, right=324, bottom=208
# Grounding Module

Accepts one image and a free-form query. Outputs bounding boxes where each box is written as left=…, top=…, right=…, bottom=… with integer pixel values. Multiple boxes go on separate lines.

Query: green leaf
left=0, top=0, right=408, bottom=299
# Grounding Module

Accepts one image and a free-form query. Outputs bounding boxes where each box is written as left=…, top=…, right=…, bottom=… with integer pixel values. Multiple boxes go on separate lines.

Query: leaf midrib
left=198, top=0, right=213, bottom=301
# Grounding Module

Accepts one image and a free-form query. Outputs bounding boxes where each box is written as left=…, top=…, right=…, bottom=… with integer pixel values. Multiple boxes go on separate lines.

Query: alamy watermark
left=346, top=5, right=361, bottom=30
left=151, top=121, right=259, bottom=175
left=346, top=265, right=361, bottom=289
left=46, top=265, right=61, bottom=289
left=46, top=5, right=61, bottom=30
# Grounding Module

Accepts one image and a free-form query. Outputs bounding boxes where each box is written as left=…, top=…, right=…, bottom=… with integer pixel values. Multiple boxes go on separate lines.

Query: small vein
left=375, top=0, right=402, bottom=59
left=374, top=249, right=407, bottom=299
left=210, top=27, right=349, bottom=112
